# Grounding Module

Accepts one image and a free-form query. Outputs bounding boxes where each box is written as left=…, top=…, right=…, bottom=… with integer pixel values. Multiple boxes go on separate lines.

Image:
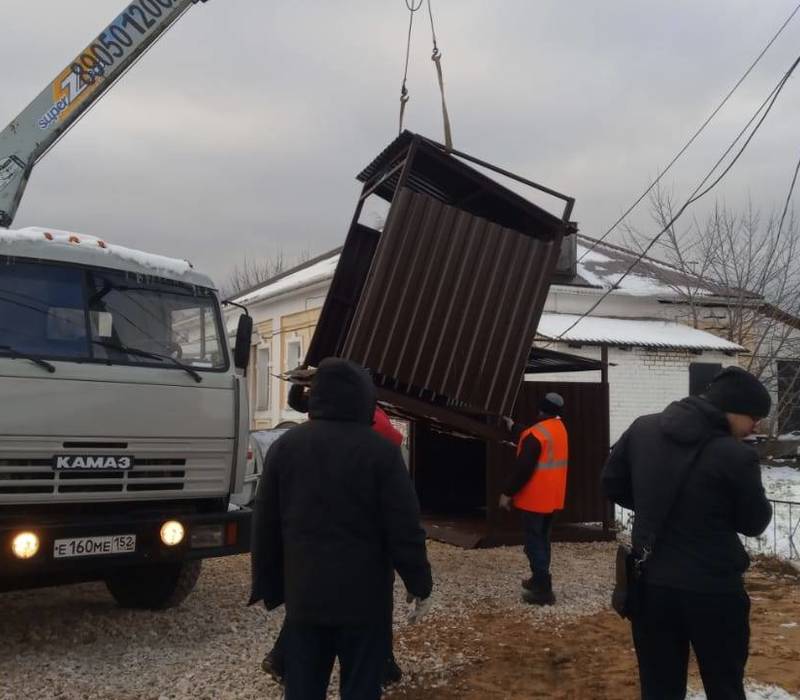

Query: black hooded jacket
left=602, top=396, right=772, bottom=593
left=249, top=358, right=432, bottom=625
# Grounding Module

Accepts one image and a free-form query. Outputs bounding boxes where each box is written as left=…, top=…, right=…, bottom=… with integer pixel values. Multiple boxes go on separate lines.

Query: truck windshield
left=0, top=259, right=227, bottom=371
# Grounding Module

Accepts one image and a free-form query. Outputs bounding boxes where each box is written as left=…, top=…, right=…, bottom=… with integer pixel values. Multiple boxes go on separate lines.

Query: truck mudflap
left=0, top=507, right=252, bottom=592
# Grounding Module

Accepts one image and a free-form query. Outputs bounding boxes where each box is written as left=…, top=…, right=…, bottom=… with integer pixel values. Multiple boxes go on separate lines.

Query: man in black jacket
left=250, top=358, right=432, bottom=700
left=602, top=367, right=773, bottom=700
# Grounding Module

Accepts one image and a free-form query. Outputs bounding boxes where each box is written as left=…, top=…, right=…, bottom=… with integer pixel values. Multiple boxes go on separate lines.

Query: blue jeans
left=521, top=511, right=554, bottom=579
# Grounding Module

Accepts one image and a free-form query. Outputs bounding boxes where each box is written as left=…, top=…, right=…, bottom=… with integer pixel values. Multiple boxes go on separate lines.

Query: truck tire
left=104, top=560, right=202, bottom=610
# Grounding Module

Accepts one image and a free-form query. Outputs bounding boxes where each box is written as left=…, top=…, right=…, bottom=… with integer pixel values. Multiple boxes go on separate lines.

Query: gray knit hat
left=540, top=392, right=564, bottom=417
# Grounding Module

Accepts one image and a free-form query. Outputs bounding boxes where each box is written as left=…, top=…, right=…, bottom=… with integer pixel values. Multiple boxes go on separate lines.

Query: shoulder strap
left=638, top=436, right=713, bottom=563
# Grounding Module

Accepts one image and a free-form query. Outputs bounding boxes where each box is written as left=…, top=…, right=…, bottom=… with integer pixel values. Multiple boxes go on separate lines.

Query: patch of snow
left=617, top=466, right=800, bottom=562
left=575, top=242, right=690, bottom=298
left=780, top=622, right=798, bottom=628
left=1, top=227, right=193, bottom=278
left=536, top=313, right=743, bottom=351
left=575, top=245, right=612, bottom=264
left=761, top=467, right=800, bottom=502
left=233, top=253, right=340, bottom=306
left=614, top=272, right=677, bottom=296
left=739, top=466, right=800, bottom=560
left=687, top=683, right=797, bottom=700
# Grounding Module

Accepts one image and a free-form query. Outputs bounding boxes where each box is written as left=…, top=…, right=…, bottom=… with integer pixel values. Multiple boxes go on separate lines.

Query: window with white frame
left=285, top=338, right=302, bottom=409
left=256, top=346, right=271, bottom=412
left=286, top=338, right=302, bottom=372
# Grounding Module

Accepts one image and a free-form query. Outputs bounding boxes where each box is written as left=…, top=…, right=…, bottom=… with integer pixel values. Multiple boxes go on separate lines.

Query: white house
left=224, top=235, right=777, bottom=441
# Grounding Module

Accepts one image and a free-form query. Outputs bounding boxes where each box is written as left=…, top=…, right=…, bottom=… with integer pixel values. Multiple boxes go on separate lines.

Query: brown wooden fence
left=413, top=380, right=612, bottom=547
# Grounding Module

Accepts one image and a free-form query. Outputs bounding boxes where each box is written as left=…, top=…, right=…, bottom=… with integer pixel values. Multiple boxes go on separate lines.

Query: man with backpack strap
left=602, top=367, right=773, bottom=699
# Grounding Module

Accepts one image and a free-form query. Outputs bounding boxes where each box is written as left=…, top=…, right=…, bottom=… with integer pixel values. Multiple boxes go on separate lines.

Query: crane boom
left=0, top=0, right=208, bottom=228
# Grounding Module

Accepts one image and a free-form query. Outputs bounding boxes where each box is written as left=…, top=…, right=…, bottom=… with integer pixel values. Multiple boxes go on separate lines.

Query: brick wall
left=527, top=345, right=736, bottom=443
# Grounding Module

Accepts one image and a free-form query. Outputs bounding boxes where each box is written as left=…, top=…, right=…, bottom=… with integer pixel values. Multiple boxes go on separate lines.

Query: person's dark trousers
left=632, top=583, right=750, bottom=700
left=268, top=623, right=287, bottom=675
left=283, top=621, right=390, bottom=700
left=269, top=618, right=400, bottom=686
left=521, top=511, right=554, bottom=579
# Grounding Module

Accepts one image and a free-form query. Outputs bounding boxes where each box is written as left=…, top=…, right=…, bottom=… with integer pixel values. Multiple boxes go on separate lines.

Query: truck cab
left=0, top=227, right=252, bottom=608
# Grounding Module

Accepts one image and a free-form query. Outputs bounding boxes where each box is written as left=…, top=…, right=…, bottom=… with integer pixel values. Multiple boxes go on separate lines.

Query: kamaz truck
left=0, top=1, right=256, bottom=607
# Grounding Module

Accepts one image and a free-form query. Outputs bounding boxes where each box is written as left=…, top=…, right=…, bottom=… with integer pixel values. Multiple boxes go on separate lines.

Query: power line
left=547, top=53, right=800, bottom=346
left=578, top=1, right=800, bottom=264
left=776, top=149, right=800, bottom=241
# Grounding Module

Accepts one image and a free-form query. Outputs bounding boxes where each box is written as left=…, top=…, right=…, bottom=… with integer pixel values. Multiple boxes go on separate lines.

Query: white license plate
left=53, top=534, right=136, bottom=559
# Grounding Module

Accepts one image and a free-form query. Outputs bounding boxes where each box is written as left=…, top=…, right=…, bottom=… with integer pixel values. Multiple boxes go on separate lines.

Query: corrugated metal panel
left=306, top=224, right=380, bottom=368
left=342, top=188, right=562, bottom=416
left=306, top=131, right=576, bottom=427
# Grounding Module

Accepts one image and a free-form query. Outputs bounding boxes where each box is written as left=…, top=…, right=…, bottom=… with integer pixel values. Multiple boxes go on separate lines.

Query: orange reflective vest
left=512, top=417, right=569, bottom=514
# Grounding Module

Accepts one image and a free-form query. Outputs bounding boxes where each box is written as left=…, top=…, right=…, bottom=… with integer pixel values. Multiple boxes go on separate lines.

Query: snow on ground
left=687, top=682, right=798, bottom=699
left=743, top=466, right=800, bottom=561
left=616, top=466, right=800, bottom=561
left=762, top=466, right=800, bottom=503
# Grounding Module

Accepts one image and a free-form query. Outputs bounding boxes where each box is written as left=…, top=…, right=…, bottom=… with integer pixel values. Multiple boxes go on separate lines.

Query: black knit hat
left=705, top=367, right=771, bottom=418
left=540, top=392, right=564, bottom=417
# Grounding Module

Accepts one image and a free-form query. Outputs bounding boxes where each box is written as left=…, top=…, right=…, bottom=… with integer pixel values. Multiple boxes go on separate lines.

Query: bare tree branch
left=627, top=191, right=800, bottom=435
left=222, top=247, right=318, bottom=298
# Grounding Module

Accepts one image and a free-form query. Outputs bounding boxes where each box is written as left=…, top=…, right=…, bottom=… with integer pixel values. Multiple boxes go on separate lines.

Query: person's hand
left=498, top=493, right=513, bottom=511
left=406, top=592, right=433, bottom=623
left=501, top=416, right=515, bottom=433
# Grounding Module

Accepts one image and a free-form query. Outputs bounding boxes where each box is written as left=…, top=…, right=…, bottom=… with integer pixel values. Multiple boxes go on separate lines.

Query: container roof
left=357, top=131, right=571, bottom=236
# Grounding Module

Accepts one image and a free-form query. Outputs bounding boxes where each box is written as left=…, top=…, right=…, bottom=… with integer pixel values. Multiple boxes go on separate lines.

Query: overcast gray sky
left=2, top=1, right=800, bottom=285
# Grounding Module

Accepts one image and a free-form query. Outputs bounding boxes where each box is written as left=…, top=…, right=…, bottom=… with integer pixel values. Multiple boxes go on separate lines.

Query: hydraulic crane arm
left=0, top=0, right=208, bottom=228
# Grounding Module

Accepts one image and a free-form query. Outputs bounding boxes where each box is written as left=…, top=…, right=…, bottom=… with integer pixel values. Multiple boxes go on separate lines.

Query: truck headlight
left=160, top=520, right=185, bottom=546
left=12, top=531, right=40, bottom=559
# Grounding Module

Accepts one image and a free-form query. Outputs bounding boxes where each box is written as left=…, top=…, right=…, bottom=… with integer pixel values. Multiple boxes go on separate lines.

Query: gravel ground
left=1, top=540, right=616, bottom=699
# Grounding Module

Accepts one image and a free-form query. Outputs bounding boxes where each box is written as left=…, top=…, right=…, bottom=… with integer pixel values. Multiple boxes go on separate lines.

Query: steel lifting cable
left=426, top=0, right=453, bottom=149
left=399, top=0, right=424, bottom=135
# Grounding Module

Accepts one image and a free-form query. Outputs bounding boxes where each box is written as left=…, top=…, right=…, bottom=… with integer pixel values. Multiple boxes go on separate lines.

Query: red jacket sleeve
left=372, top=407, right=403, bottom=446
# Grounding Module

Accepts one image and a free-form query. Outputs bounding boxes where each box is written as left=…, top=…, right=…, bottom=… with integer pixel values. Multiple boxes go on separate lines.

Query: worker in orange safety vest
left=499, top=392, right=568, bottom=605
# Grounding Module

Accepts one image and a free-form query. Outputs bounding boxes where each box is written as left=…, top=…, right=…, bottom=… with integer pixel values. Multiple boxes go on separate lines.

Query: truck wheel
left=105, top=560, right=202, bottom=610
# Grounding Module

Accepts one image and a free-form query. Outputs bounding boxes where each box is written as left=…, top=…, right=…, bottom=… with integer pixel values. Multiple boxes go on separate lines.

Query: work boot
left=522, top=574, right=556, bottom=606
left=260, top=651, right=285, bottom=686
left=521, top=576, right=535, bottom=591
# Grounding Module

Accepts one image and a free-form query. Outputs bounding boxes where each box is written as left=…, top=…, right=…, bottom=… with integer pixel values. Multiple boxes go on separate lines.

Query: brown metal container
left=307, top=131, right=576, bottom=428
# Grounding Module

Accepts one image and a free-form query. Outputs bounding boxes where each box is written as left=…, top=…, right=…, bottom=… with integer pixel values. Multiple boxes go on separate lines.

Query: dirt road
left=388, top=558, right=800, bottom=699
left=2, top=543, right=797, bottom=699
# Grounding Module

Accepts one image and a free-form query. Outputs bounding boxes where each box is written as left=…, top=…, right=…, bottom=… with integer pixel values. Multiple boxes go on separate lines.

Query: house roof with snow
left=231, top=247, right=343, bottom=305
left=536, top=312, right=744, bottom=352
left=569, top=235, right=755, bottom=300
left=229, top=232, right=757, bottom=307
